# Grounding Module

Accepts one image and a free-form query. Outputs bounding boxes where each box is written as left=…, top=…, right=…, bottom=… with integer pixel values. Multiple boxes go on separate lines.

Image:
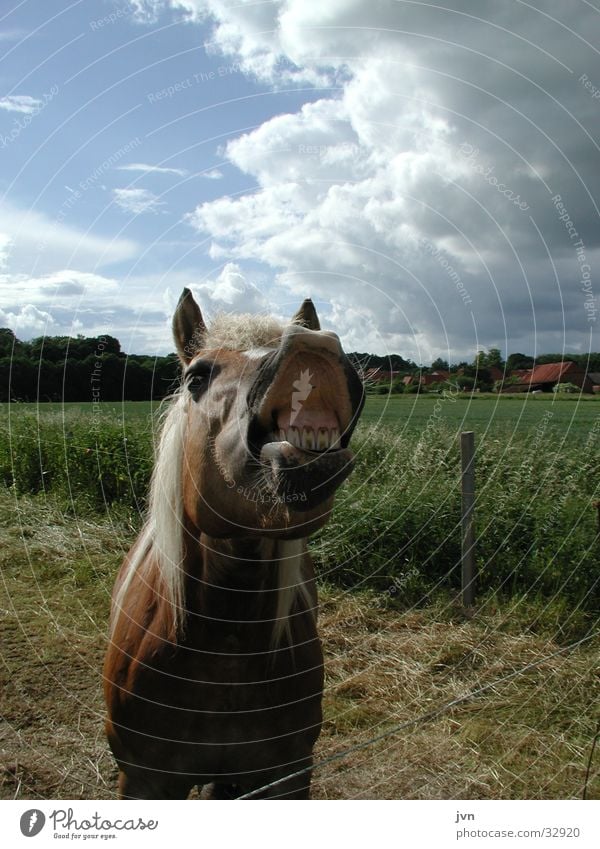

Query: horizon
left=2, top=326, right=599, bottom=372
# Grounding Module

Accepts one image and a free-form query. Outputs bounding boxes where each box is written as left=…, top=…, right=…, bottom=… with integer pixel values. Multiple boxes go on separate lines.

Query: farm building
left=485, top=365, right=505, bottom=382
left=501, top=361, right=593, bottom=393
left=587, top=372, right=600, bottom=393
left=403, top=370, right=450, bottom=387
left=363, top=367, right=401, bottom=385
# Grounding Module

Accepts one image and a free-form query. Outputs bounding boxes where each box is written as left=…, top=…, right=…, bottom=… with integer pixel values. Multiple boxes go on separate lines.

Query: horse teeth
left=317, top=428, right=330, bottom=450
left=331, top=427, right=340, bottom=448
left=302, top=427, right=315, bottom=450
left=287, top=426, right=300, bottom=447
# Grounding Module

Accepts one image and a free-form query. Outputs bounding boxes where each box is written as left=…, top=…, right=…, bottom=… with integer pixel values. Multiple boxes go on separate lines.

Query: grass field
left=361, top=392, right=600, bottom=437
left=4, top=391, right=600, bottom=434
left=0, top=395, right=598, bottom=609
left=0, top=395, right=598, bottom=799
left=0, top=491, right=597, bottom=800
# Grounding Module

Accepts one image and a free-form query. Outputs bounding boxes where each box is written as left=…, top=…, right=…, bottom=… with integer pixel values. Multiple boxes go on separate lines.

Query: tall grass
left=0, top=410, right=153, bottom=509
left=0, top=409, right=598, bottom=612
left=313, top=424, right=600, bottom=612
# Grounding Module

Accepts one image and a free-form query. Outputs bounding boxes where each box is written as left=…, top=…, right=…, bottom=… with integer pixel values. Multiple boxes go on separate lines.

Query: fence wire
left=237, top=630, right=599, bottom=799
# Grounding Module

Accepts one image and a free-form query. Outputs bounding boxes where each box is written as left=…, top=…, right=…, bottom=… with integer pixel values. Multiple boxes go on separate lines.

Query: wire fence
left=238, top=631, right=600, bottom=799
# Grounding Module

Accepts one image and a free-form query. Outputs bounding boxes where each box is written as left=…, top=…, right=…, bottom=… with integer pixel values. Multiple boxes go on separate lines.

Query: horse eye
left=186, top=364, right=214, bottom=396
left=188, top=374, right=207, bottom=390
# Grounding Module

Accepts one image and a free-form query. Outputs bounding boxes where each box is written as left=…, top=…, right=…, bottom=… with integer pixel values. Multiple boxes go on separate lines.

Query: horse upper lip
left=247, top=347, right=363, bottom=460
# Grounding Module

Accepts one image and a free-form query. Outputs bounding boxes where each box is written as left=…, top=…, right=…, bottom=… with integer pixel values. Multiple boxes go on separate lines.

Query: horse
left=103, top=289, right=364, bottom=799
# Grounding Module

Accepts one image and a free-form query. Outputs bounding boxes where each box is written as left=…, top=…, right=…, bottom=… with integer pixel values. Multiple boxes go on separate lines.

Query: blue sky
left=1, top=1, right=599, bottom=362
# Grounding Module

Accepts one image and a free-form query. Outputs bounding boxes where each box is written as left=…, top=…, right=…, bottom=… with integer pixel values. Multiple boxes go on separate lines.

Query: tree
left=431, top=357, right=449, bottom=371
left=506, top=352, right=534, bottom=372
left=0, top=328, right=19, bottom=357
left=475, top=347, right=504, bottom=369
left=494, top=375, right=521, bottom=393
left=455, top=375, right=476, bottom=391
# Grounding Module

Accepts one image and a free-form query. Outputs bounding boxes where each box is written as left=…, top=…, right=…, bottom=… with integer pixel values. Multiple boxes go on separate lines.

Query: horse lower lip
left=258, top=441, right=355, bottom=511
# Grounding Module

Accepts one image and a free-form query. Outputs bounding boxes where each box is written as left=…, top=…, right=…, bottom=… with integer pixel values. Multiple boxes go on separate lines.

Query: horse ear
left=291, top=298, right=321, bottom=330
left=173, top=288, right=206, bottom=364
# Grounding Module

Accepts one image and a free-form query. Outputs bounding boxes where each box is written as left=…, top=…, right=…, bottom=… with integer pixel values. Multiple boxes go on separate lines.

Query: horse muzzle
left=247, top=323, right=364, bottom=511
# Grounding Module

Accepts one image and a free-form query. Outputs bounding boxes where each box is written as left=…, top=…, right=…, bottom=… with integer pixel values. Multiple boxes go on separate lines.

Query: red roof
left=420, top=370, right=449, bottom=385
left=364, top=368, right=400, bottom=383
left=522, top=361, right=576, bottom=384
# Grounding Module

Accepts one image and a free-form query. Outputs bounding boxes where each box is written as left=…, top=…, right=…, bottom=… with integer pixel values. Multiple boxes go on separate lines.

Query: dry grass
left=315, top=591, right=599, bottom=799
left=0, top=491, right=598, bottom=800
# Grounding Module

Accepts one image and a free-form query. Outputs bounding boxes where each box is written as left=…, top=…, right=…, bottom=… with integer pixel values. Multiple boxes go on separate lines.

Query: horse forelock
left=201, top=312, right=284, bottom=352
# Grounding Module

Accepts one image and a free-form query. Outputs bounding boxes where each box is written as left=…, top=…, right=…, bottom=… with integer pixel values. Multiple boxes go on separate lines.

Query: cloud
left=116, top=162, right=188, bottom=177
left=0, top=234, right=11, bottom=269
left=192, top=262, right=270, bottom=315
left=0, top=95, right=42, bottom=114
left=202, top=168, right=223, bottom=180
left=0, top=202, right=138, bottom=274
left=0, top=304, right=55, bottom=336
left=0, top=29, right=28, bottom=42
left=128, top=0, right=164, bottom=23
left=0, top=270, right=120, bottom=309
left=113, top=188, right=165, bottom=215
left=176, top=0, right=600, bottom=359
left=0, top=268, right=195, bottom=353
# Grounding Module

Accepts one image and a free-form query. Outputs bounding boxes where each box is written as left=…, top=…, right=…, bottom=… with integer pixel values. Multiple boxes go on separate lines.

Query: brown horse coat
left=103, top=292, right=364, bottom=799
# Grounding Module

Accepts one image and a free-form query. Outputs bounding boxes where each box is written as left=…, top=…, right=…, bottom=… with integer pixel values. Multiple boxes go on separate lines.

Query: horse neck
left=183, top=534, right=313, bottom=643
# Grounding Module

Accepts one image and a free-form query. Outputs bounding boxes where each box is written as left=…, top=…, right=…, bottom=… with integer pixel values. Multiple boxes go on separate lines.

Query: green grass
left=0, top=396, right=598, bottom=614
left=361, top=392, right=600, bottom=440
left=4, top=391, right=600, bottom=438
left=0, top=490, right=597, bottom=799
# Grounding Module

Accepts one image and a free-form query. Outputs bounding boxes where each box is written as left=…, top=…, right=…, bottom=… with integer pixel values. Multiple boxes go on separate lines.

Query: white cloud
left=0, top=303, right=55, bottom=335
left=0, top=267, right=205, bottom=353
left=0, top=29, right=28, bottom=42
left=128, top=0, right=164, bottom=23
left=0, top=95, right=42, bottom=114
left=193, top=262, right=269, bottom=315
left=176, top=0, right=600, bottom=358
left=0, top=234, right=11, bottom=269
left=202, top=168, right=223, bottom=180
left=0, top=270, right=120, bottom=309
left=113, top=188, right=165, bottom=215
left=0, top=203, right=138, bottom=274
left=116, top=162, right=188, bottom=176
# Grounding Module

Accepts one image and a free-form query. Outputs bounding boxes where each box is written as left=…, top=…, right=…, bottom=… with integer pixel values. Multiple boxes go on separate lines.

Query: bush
left=311, top=423, right=600, bottom=613
left=0, top=410, right=154, bottom=508
left=553, top=382, right=580, bottom=394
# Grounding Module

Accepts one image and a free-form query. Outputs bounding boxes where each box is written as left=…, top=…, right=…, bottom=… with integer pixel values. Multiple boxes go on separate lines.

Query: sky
left=0, top=0, right=599, bottom=363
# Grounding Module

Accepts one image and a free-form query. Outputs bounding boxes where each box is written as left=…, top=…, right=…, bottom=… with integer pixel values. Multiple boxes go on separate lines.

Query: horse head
left=171, top=288, right=365, bottom=540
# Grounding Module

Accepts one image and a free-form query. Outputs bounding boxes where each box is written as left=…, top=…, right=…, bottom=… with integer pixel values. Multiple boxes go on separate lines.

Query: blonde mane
left=111, top=313, right=313, bottom=644
left=203, top=312, right=284, bottom=351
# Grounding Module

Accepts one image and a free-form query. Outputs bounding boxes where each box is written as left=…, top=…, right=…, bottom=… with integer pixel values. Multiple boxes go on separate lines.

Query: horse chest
left=117, top=625, right=323, bottom=781
left=131, top=623, right=321, bottom=722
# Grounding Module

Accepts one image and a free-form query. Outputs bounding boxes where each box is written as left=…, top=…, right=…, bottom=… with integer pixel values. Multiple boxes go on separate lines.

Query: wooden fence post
left=461, top=431, right=476, bottom=608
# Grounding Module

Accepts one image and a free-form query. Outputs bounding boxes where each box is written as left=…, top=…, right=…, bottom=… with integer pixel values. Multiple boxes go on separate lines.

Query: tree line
left=1, top=330, right=600, bottom=402
left=0, top=329, right=179, bottom=402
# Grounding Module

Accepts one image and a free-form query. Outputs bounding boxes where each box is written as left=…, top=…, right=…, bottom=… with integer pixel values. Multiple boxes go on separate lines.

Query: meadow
left=0, top=394, right=598, bottom=799
left=1, top=394, right=598, bottom=611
